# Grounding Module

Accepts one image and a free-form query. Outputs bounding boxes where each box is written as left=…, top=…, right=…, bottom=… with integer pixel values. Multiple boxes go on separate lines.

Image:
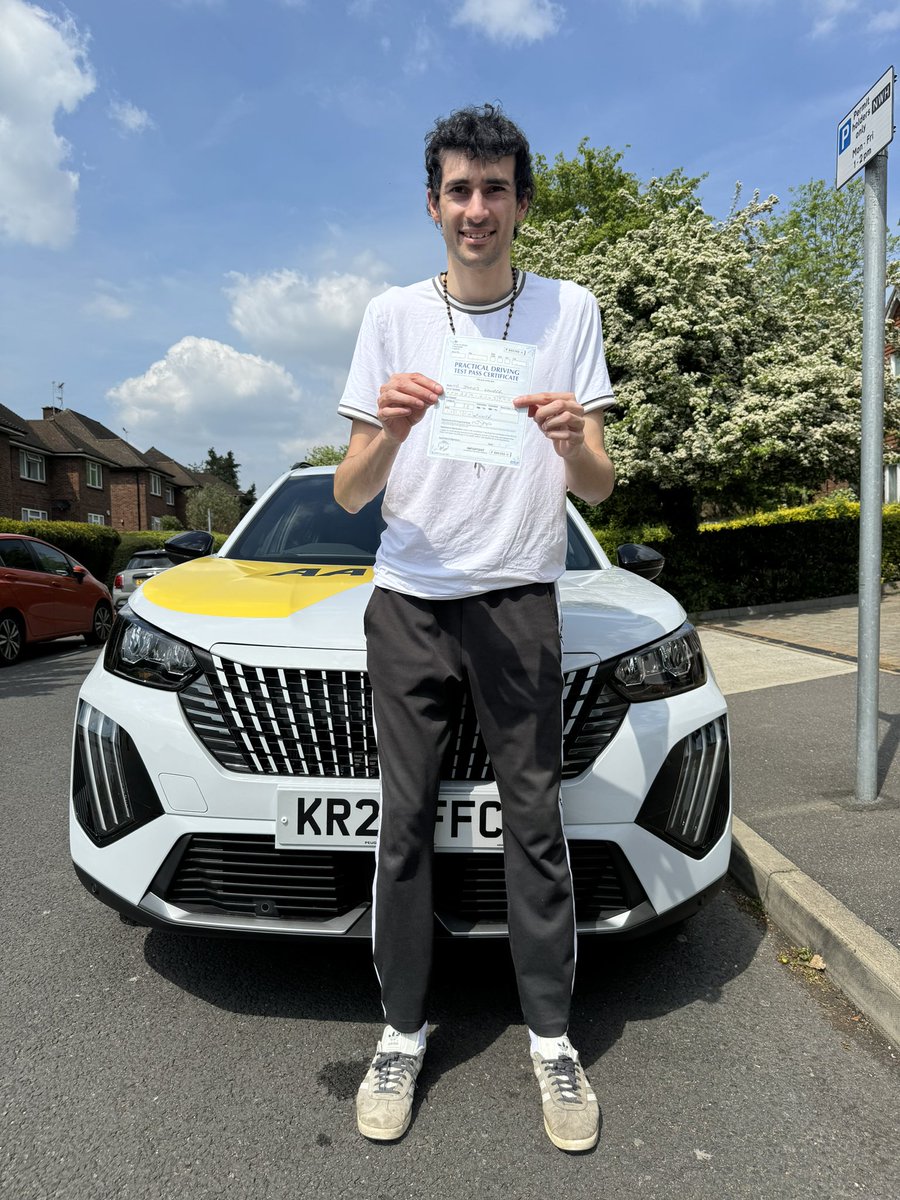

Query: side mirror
left=72, top=565, right=88, bottom=584
left=164, top=530, right=215, bottom=563
left=616, top=542, right=665, bottom=581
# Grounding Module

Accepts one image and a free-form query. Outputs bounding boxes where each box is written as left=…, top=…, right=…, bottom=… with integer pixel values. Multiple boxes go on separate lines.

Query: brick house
left=0, top=404, right=202, bottom=530
left=0, top=402, right=61, bottom=522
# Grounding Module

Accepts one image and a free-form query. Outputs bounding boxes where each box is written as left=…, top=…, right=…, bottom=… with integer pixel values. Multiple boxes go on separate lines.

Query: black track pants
left=364, top=583, right=576, bottom=1037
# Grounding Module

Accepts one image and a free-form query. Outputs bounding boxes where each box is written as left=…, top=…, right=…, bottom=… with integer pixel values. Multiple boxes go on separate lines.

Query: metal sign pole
left=855, top=149, right=887, bottom=807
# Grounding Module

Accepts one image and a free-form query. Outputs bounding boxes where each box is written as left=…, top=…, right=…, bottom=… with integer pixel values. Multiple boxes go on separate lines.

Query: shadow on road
left=142, top=883, right=762, bottom=1084
left=0, top=640, right=99, bottom=699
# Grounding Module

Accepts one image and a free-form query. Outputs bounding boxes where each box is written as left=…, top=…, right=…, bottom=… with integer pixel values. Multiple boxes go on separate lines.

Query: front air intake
left=72, top=701, right=164, bottom=845
left=636, top=716, right=730, bottom=858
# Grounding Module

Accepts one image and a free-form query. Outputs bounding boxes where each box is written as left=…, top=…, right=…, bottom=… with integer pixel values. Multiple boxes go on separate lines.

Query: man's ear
left=427, top=189, right=441, bottom=224
left=517, top=194, right=530, bottom=223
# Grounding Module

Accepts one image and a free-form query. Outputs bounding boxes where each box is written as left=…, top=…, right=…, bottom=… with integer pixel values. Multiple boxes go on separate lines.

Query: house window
left=150, top=472, right=162, bottom=496
left=86, top=460, right=103, bottom=489
left=165, top=484, right=175, bottom=505
left=19, top=450, right=46, bottom=482
left=21, top=508, right=48, bottom=521
left=150, top=516, right=162, bottom=531
left=886, top=464, right=900, bottom=505
left=891, top=354, right=900, bottom=379
left=87, top=513, right=105, bottom=526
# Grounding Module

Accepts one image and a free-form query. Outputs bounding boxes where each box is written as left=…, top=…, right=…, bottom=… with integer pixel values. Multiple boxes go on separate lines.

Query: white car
left=70, top=465, right=731, bottom=940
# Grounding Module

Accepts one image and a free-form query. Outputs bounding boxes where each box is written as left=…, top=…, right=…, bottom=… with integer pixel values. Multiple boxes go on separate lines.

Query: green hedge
left=0, top=517, right=120, bottom=582
left=592, top=500, right=900, bottom=614
left=6, top=503, right=899, bottom=615
left=0, top=519, right=228, bottom=588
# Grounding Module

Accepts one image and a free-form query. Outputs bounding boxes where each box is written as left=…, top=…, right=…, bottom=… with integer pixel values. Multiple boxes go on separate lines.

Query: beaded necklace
left=440, top=268, right=519, bottom=340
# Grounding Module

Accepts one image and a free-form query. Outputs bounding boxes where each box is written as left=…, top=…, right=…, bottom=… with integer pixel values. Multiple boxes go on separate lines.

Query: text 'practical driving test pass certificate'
left=427, top=334, right=537, bottom=469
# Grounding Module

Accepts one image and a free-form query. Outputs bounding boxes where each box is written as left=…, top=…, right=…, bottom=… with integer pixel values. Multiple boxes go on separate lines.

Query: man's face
left=427, top=151, right=528, bottom=275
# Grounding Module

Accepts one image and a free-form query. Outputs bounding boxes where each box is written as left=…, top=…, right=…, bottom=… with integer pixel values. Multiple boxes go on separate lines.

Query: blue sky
left=1, top=0, right=898, bottom=495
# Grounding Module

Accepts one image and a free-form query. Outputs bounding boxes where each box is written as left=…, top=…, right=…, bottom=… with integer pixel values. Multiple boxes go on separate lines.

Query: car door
left=0, top=538, right=60, bottom=638
left=27, top=541, right=88, bottom=634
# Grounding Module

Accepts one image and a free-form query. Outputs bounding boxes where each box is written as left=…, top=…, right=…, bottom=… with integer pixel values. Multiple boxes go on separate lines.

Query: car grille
left=179, top=656, right=628, bottom=781
left=158, top=834, right=375, bottom=920
left=157, top=835, right=646, bottom=925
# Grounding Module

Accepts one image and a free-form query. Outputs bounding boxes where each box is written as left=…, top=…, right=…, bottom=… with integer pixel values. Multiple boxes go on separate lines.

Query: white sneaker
left=356, top=1035, right=425, bottom=1141
left=531, top=1042, right=599, bottom=1152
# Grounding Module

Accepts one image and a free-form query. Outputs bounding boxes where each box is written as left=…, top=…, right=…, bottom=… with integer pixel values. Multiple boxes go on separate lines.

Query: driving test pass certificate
left=427, top=334, right=537, bottom=468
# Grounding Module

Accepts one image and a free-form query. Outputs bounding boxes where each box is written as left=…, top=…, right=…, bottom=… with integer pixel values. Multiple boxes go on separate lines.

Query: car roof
left=1, top=532, right=65, bottom=547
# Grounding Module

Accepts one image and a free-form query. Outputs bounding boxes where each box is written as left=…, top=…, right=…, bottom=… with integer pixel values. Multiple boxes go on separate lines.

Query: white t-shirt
left=338, top=271, right=614, bottom=599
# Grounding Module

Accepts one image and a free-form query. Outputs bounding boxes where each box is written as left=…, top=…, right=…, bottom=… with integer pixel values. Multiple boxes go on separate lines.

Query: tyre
left=0, top=611, right=25, bottom=666
left=85, top=602, right=114, bottom=646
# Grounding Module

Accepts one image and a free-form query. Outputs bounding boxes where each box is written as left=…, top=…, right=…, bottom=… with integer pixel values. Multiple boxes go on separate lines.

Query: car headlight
left=105, top=608, right=200, bottom=691
left=612, top=625, right=706, bottom=701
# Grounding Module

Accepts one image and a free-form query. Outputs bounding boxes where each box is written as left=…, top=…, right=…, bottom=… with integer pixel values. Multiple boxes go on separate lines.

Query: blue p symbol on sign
left=839, top=118, right=852, bottom=153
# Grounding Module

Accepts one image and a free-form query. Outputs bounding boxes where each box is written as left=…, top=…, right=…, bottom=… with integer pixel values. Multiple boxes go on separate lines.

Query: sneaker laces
left=371, top=1051, right=418, bottom=1096
left=544, top=1055, right=584, bottom=1104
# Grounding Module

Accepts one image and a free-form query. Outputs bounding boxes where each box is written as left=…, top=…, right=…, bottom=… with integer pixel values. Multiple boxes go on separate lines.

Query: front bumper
left=74, top=859, right=726, bottom=942
left=70, top=656, right=732, bottom=939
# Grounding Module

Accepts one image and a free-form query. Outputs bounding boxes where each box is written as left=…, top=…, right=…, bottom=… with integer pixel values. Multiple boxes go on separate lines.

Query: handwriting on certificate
left=427, top=335, right=537, bottom=468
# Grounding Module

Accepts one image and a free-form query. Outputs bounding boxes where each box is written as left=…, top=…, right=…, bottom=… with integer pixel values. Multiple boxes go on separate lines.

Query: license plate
left=275, top=785, right=504, bottom=850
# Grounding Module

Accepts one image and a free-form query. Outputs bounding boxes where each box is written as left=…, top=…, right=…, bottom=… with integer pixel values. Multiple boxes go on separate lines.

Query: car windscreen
left=226, top=473, right=387, bottom=565
left=565, top=519, right=602, bottom=571
left=128, top=555, right=173, bottom=571
left=226, top=473, right=604, bottom=570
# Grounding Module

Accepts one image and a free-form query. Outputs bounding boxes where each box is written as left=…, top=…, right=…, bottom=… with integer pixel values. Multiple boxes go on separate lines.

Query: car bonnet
left=131, top=556, right=373, bottom=652
left=129, top=555, right=688, bottom=663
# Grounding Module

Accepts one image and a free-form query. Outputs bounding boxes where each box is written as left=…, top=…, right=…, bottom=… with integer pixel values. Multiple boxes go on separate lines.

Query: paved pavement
left=697, top=591, right=900, bottom=1046
left=702, top=588, right=900, bottom=670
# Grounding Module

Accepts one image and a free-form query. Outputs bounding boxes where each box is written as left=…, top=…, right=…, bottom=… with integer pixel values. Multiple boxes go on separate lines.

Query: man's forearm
left=334, top=427, right=401, bottom=513
left=564, top=442, right=615, bottom=507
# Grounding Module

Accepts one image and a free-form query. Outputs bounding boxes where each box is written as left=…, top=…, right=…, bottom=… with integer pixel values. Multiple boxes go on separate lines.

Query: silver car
left=112, top=550, right=174, bottom=610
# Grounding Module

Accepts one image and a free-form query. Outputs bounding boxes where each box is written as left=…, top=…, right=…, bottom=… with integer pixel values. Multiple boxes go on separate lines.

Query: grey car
left=112, top=550, right=175, bottom=610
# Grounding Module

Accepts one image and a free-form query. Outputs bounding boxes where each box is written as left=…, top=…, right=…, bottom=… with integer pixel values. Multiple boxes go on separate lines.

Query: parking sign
left=836, top=66, right=895, bottom=189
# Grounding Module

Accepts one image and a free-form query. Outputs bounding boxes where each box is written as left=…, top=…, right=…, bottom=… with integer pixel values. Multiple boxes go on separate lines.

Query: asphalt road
left=700, top=628, right=900, bottom=950
left=1, top=639, right=898, bottom=1200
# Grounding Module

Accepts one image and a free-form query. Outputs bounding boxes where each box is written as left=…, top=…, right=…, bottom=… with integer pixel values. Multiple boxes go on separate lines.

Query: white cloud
left=868, top=4, right=900, bottom=31
left=108, top=336, right=312, bottom=489
left=109, top=98, right=155, bottom=135
left=0, top=1, right=96, bottom=248
left=807, top=0, right=860, bottom=36
left=225, top=267, right=388, bottom=367
left=452, top=0, right=564, bottom=42
left=619, top=0, right=866, bottom=36
left=621, top=0, right=704, bottom=11
left=405, top=22, right=438, bottom=76
left=83, top=293, right=133, bottom=321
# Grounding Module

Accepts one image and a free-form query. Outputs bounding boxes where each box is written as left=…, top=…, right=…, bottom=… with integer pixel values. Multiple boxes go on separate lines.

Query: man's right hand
left=378, top=373, right=442, bottom=444
left=334, top=376, right=442, bottom=513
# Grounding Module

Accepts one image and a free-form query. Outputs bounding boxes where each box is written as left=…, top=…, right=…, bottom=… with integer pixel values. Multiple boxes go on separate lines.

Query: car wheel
left=85, top=602, right=114, bottom=645
left=0, top=611, right=25, bottom=667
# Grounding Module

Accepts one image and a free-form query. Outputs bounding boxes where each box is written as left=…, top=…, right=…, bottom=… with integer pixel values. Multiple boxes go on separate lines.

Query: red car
left=0, top=533, right=114, bottom=666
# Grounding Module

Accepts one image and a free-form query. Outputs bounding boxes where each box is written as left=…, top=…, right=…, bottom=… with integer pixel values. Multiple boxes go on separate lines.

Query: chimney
left=43, top=406, right=62, bottom=420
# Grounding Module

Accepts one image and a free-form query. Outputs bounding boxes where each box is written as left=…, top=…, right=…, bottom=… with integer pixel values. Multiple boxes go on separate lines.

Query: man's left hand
left=513, top=392, right=585, bottom=459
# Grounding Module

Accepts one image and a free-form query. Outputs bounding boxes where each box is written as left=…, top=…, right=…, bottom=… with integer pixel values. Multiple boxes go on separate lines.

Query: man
left=334, top=104, right=615, bottom=1151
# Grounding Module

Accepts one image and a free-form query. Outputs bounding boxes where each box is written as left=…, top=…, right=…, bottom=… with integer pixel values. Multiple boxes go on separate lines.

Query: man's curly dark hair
left=424, top=103, right=534, bottom=207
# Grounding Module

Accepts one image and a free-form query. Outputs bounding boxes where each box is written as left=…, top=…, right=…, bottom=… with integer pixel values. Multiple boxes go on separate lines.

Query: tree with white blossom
left=516, top=174, right=900, bottom=527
